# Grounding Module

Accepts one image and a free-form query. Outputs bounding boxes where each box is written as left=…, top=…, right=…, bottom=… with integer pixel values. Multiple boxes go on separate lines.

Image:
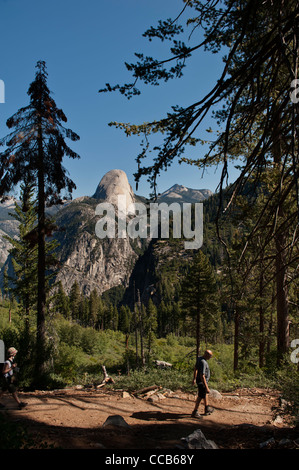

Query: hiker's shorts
left=197, top=383, right=207, bottom=399
left=1, top=377, right=16, bottom=394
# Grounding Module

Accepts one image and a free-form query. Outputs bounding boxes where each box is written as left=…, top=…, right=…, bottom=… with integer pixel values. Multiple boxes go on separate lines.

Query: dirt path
left=1, top=387, right=298, bottom=449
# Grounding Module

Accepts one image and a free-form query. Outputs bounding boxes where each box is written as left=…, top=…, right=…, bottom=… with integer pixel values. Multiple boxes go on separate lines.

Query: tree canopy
left=100, top=0, right=299, bottom=360
left=100, top=0, right=298, bottom=211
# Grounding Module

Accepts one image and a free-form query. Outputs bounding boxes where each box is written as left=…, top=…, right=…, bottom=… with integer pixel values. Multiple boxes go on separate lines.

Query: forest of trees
left=0, top=1, right=298, bottom=391
left=101, top=0, right=299, bottom=366
left=1, top=176, right=297, bottom=378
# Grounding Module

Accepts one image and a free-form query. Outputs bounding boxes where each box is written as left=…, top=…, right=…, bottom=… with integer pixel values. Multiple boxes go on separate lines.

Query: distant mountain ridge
left=0, top=170, right=213, bottom=296
left=157, top=184, right=213, bottom=204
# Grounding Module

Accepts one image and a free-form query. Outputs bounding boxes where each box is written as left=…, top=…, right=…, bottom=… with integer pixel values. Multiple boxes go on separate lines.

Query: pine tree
left=0, top=61, right=80, bottom=383
left=97, top=297, right=105, bottom=330
left=79, top=295, right=89, bottom=326
left=119, top=305, right=132, bottom=335
left=112, top=305, right=119, bottom=331
left=89, top=289, right=100, bottom=327
left=69, top=281, right=81, bottom=322
left=181, top=250, right=219, bottom=357
left=53, top=281, right=70, bottom=319
left=145, top=299, right=158, bottom=359
left=4, top=181, right=38, bottom=323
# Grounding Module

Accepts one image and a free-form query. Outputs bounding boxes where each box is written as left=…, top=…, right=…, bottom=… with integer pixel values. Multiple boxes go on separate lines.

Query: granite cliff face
left=53, top=170, right=144, bottom=296
left=53, top=197, right=144, bottom=296
left=0, top=170, right=212, bottom=297
left=0, top=198, right=20, bottom=267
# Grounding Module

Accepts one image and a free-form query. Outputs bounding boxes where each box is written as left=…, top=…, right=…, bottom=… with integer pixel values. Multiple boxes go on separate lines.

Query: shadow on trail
left=131, top=411, right=191, bottom=421
left=1, top=412, right=200, bottom=450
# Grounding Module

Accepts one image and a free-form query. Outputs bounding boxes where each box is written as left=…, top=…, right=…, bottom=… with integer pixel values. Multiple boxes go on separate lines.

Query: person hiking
left=191, top=349, right=214, bottom=418
left=0, top=347, right=27, bottom=410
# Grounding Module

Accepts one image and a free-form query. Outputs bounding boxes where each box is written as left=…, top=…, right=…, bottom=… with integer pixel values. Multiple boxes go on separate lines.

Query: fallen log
left=131, top=385, right=160, bottom=396
left=154, top=360, right=172, bottom=369
left=144, top=389, right=160, bottom=399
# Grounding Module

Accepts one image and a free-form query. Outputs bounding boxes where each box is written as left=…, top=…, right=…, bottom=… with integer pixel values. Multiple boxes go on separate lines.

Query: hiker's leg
left=193, top=395, right=202, bottom=411
left=0, top=389, right=5, bottom=407
left=204, top=395, right=214, bottom=415
left=12, top=391, right=21, bottom=405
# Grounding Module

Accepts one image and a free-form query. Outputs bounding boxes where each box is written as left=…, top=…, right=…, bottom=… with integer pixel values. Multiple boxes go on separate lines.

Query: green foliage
left=276, top=361, right=299, bottom=421
left=3, top=181, right=38, bottom=313
left=99, top=0, right=298, bottom=370
left=0, top=60, right=80, bottom=201
left=115, top=367, right=192, bottom=393
left=53, top=343, right=87, bottom=383
left=181, top=250, right=221, bottom=353
left=0, top=60, right=81, bottom=384
left=0, top=301, right=294, bottom=403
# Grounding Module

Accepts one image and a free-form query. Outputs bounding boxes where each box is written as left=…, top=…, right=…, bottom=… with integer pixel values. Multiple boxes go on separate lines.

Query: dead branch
left=131, top=385, right=160, bottom=396
left=96, top=365, right=115, bottom=389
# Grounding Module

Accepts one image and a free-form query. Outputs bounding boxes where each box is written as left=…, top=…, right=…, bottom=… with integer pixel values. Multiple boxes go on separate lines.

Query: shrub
left=276, top=361, right=299, bottom=422
left=53, top=342, right=86, bottom=383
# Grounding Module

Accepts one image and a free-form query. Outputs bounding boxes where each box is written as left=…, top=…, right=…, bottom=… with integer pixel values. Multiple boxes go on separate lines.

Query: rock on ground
left=181, top=429, right=218, bottom=449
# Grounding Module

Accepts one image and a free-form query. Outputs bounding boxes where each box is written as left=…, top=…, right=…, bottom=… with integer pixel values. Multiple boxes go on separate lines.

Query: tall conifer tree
left=4, top=180, right=38, bottom=323
left=181, top=250, right=219, bottom=357
left=0, top=61, right=80, bottom=384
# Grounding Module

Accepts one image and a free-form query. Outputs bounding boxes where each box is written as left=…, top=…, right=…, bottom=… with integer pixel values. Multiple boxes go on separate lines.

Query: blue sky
left=0, top=0, right=238, bottom=199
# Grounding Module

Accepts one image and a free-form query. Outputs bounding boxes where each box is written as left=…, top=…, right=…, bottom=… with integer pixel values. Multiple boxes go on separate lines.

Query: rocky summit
left=93, top=169, right=135, bottom=213
left=158, top=184, right=213, bottom=204
left=0, top=170, right=212, bottom=297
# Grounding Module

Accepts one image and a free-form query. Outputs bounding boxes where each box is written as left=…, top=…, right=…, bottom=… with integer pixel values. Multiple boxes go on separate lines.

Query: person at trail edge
left=0, top=347, right=27, bottom=409
left=191, top=349, right=214, bottom=418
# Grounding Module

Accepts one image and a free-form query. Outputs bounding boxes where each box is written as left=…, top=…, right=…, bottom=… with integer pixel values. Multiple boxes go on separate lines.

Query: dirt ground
left=1, top=386, right=298, bottom=450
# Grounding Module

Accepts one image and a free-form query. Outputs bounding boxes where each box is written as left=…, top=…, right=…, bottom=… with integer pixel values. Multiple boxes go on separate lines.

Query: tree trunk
left=35, top=123, right=47, bottom=384
left=195, top=272, right=201, bottom=358
left=273, top=121, right=290, bottom=364
left=259, top=264, right=265, bottom=368
left=9, top=299, right=11, bottom=323
left=234, top=305, right=239, bottom=371
left=139, top=311, right=145, bottom=367
left=275, top=229, right=290, bottom=361
left=196, top=310, right=200, bottom=358
left=267, top=286, right=275, bottom=354
left=137, top=291, right=145, bottom=367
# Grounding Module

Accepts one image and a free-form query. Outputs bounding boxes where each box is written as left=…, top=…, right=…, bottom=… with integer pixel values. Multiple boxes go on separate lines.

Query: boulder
left=102, top=415, right=130, bottom=428
left=259, top=437, right=275, bottom=448
left=209, top=389, right=222, bottom=400
left=181, top=429, right=218, bottom=449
